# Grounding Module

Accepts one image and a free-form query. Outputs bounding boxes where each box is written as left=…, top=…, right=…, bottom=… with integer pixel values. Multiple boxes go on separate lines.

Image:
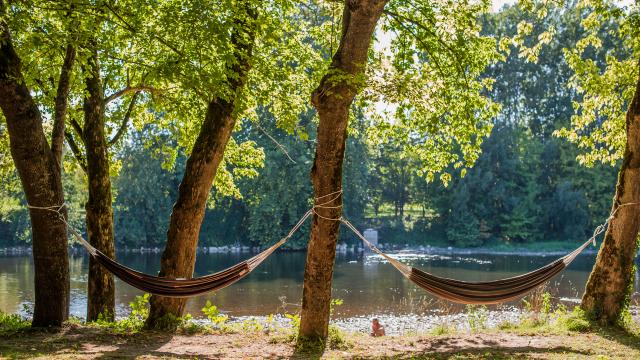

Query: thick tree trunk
left=82, top=43, right=116, bottom=322
left=299, top=0, right=388, bottom=341
left=0, top=18, right=69, bottom=327
left=145, top=4, right=257, bottom=329
left=581, top=65, right=640, bottom=324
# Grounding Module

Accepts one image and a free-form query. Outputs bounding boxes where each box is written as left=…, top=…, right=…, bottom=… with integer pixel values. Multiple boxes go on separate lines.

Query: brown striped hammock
left=340, top=219, right=601, bottom=305
left=70, top=209, right=602, bottom=304
left=69, top=210, right=313, bottom=298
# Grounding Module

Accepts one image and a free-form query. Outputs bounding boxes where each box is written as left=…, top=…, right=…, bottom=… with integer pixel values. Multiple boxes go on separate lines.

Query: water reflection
left=0, top=251, right=638, bottom=319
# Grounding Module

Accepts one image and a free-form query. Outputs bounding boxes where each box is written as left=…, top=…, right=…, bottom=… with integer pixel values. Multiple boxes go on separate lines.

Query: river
left=1, top=250, right=638, bottom=320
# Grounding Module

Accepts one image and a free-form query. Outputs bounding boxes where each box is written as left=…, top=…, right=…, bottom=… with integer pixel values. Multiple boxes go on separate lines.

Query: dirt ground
left=1, top=325, right=639, bottom=359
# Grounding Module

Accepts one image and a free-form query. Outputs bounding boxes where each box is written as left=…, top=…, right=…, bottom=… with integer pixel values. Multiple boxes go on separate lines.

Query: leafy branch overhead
left=365, top=0, right=502, bottom=184
left=510, top=0, right=637, bottom=167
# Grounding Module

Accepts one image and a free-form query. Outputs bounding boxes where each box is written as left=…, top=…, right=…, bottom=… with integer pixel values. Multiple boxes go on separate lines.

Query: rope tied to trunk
left=23, top=198, right=640, bottom=302
left=312, top=189, right=343, bottom=221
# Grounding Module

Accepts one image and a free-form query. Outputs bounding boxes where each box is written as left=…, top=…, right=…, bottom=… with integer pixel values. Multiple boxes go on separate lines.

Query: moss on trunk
left=581, top=63, right=640, bottom=324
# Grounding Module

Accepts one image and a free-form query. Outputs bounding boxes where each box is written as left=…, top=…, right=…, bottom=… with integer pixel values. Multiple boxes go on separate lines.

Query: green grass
left=0, top=311, right=30, bottom=336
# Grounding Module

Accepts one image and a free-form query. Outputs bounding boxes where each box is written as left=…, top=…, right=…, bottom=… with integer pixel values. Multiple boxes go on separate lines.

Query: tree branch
left=64, top=130, right=87, bottom=173
left=70, top=118, right=84, bottom=141
left=104, top=85, right=156, bottom=105
left=103, top=1, right=185, bottom=58
left=254, top=122, right=296, bottom=164
left=51, top=44, right=76, bottom=167
left=108, top=90, right=139, bottom=146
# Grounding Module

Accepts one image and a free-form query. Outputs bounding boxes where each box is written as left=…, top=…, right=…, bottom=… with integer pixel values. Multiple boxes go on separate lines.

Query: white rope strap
left=26, top=202, right=98, bottom=256
left=341, top=218, right=412, bottom=275
left=312, top=189, right=343, bottom=221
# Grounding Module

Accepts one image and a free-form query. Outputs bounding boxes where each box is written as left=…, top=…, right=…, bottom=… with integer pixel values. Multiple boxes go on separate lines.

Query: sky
left=492, top=0, right=634, bottom=12
left=492, top=0, right=516, bottom=12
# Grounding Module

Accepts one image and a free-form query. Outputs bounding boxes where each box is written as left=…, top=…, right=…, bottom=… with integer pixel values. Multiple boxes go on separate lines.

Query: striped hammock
left=68, top=208, right=601, bottom=304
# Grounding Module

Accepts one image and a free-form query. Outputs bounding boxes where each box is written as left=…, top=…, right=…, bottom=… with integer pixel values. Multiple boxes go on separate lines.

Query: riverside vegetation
left=1, top=291, right=639, bottom=359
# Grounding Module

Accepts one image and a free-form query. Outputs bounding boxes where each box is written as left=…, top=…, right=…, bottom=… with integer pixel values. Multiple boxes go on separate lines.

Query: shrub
left=92, top=293, right=151, bottom=333
left=201, top=300, right=228, bottom=329
left=327, top=325, right=351, bottom=350
left=0, top=311, right=30, bottom=336
left=559, top=307, right=592, bottom=332
left=466, top=305, right=488, bottom=331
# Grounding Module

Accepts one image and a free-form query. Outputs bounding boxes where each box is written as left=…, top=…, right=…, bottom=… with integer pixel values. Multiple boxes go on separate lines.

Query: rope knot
left=312, top=189, right=343, bottom=221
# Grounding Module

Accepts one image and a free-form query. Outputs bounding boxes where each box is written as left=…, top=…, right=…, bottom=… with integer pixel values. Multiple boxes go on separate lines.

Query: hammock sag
left=26, top=196, right=633, bottom=304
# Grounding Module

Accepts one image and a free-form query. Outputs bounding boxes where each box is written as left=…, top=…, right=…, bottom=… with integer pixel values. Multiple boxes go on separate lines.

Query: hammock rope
left=25, top=198, right=640, bottom=303
left=339, top=202, right=640, bottom=304
left=28, top=203, right=312, bottom=297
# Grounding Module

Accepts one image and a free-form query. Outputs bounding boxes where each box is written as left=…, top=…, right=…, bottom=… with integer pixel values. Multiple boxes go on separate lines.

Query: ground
left=1, top=324, right=639, bottom=359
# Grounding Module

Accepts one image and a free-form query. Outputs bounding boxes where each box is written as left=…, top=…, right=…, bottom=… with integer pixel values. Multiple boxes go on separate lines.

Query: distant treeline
left=0, top=4, right=618, bottom=250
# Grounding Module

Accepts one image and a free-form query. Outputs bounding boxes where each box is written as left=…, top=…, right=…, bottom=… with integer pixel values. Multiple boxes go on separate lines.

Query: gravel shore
left=223, top=305, right=640, bottom=336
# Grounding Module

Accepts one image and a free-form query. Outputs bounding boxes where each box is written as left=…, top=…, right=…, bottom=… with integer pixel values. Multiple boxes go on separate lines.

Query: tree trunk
left=581, top=65, right=640, bottom=324
left=82, top=42, right=116, bottom=322
left=299, top=0, right=388, bottom=341
left=51, top=44, right=76, bottom=166
left=0, top=17, right=70, bottom=327
left=145, top=4, right=257, bottom=329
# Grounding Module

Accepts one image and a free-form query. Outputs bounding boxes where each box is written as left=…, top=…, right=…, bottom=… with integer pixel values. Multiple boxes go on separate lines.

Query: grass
left=0, top=311, right=30, bottom=336
left=3, top=293, right=638, bottom=358
left=1, top=317, right=639, bottom=359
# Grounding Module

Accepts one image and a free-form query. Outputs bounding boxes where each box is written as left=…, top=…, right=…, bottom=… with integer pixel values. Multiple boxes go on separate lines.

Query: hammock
left=340, top=218, right=601, bottom=305
left=29, top=197, right=610, bottom=303
left=68, top=210, right=312, bottom=298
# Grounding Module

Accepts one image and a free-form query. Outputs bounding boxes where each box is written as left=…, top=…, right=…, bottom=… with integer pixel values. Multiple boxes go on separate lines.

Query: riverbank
left=1, top=319, right=639, bottom=359
left=3, top=240, right=636, bottom=256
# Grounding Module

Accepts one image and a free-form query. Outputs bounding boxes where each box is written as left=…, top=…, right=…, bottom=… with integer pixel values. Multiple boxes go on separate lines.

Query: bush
left=202, top=300, right=229, bottom=329
left=559, top=307, right=592, bottom=332
left=92, top=293, right=150, bottom=333
left=0, top=311, right=30, bottom=336
left=466, top=305, right=488, bottom=331
left=327, top=325, right=351, bottom=350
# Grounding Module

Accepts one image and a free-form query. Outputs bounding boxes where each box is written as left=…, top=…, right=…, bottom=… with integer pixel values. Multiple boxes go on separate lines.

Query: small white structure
left=363, top=228, right=379, bottom=251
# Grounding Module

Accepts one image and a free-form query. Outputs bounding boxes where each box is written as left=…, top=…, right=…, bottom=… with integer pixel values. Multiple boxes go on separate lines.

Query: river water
left=1, top=250, right=638, bottom=320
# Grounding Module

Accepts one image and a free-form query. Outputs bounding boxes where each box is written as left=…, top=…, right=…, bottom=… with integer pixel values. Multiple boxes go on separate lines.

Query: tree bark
left=581, top=64, right=640, bottom=324
left=82, top=42, right=117, bottom=322
left=145, top=3, right=258, bottom=329
left=299, top=0, right=388, bottom=341
left=0, top=16, right=69, bottom=327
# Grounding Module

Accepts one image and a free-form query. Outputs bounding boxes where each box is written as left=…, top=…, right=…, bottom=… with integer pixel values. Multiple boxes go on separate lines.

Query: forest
left=0, top=0, right=639, bottom=356
left=0, top=4, right=623, bottom=250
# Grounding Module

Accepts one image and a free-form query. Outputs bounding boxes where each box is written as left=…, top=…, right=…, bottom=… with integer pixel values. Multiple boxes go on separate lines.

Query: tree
left=0, top=1, right=76, bottom=326
left=299, top=0, right=500, bottom=341
left=548, top=0, right=640, bottom=324
left=142, top=0, right=321, bottom=328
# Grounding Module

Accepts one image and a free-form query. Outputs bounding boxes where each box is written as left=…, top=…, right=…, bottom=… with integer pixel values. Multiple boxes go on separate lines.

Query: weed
left=91, top=293, right=150, bottom=333
left=466, top=305, right=488, bottom=331
left=0, top=310, right=30, bottom=336
left=201, top=300, right=229, bottom=329
left=430, top=323, right=456, bottom=335
left=327, top=324, right=351, bottom=350
left=558, top=307, right=592, bottom=332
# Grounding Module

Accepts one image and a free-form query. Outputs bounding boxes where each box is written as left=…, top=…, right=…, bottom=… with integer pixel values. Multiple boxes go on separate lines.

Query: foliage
left=327, top=324, right=351, bottom=350
left=202, top=300, right=229, bottom=329
left=0, top=311, right=30, bottom=336
left=0, top=1, right=623, bottom=251
left=91, top=293, right=150, bottom=334
left=430, top=323, right=457, bottom=335
left=329, top=298, right=344, bottom=318
left=554, top=0, right=637, bottom=166
left=465, top=305, right=489, bottom=331
left=367, top=0, right=502, bottom=182
left=558, top=307, right=593, bottom=332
